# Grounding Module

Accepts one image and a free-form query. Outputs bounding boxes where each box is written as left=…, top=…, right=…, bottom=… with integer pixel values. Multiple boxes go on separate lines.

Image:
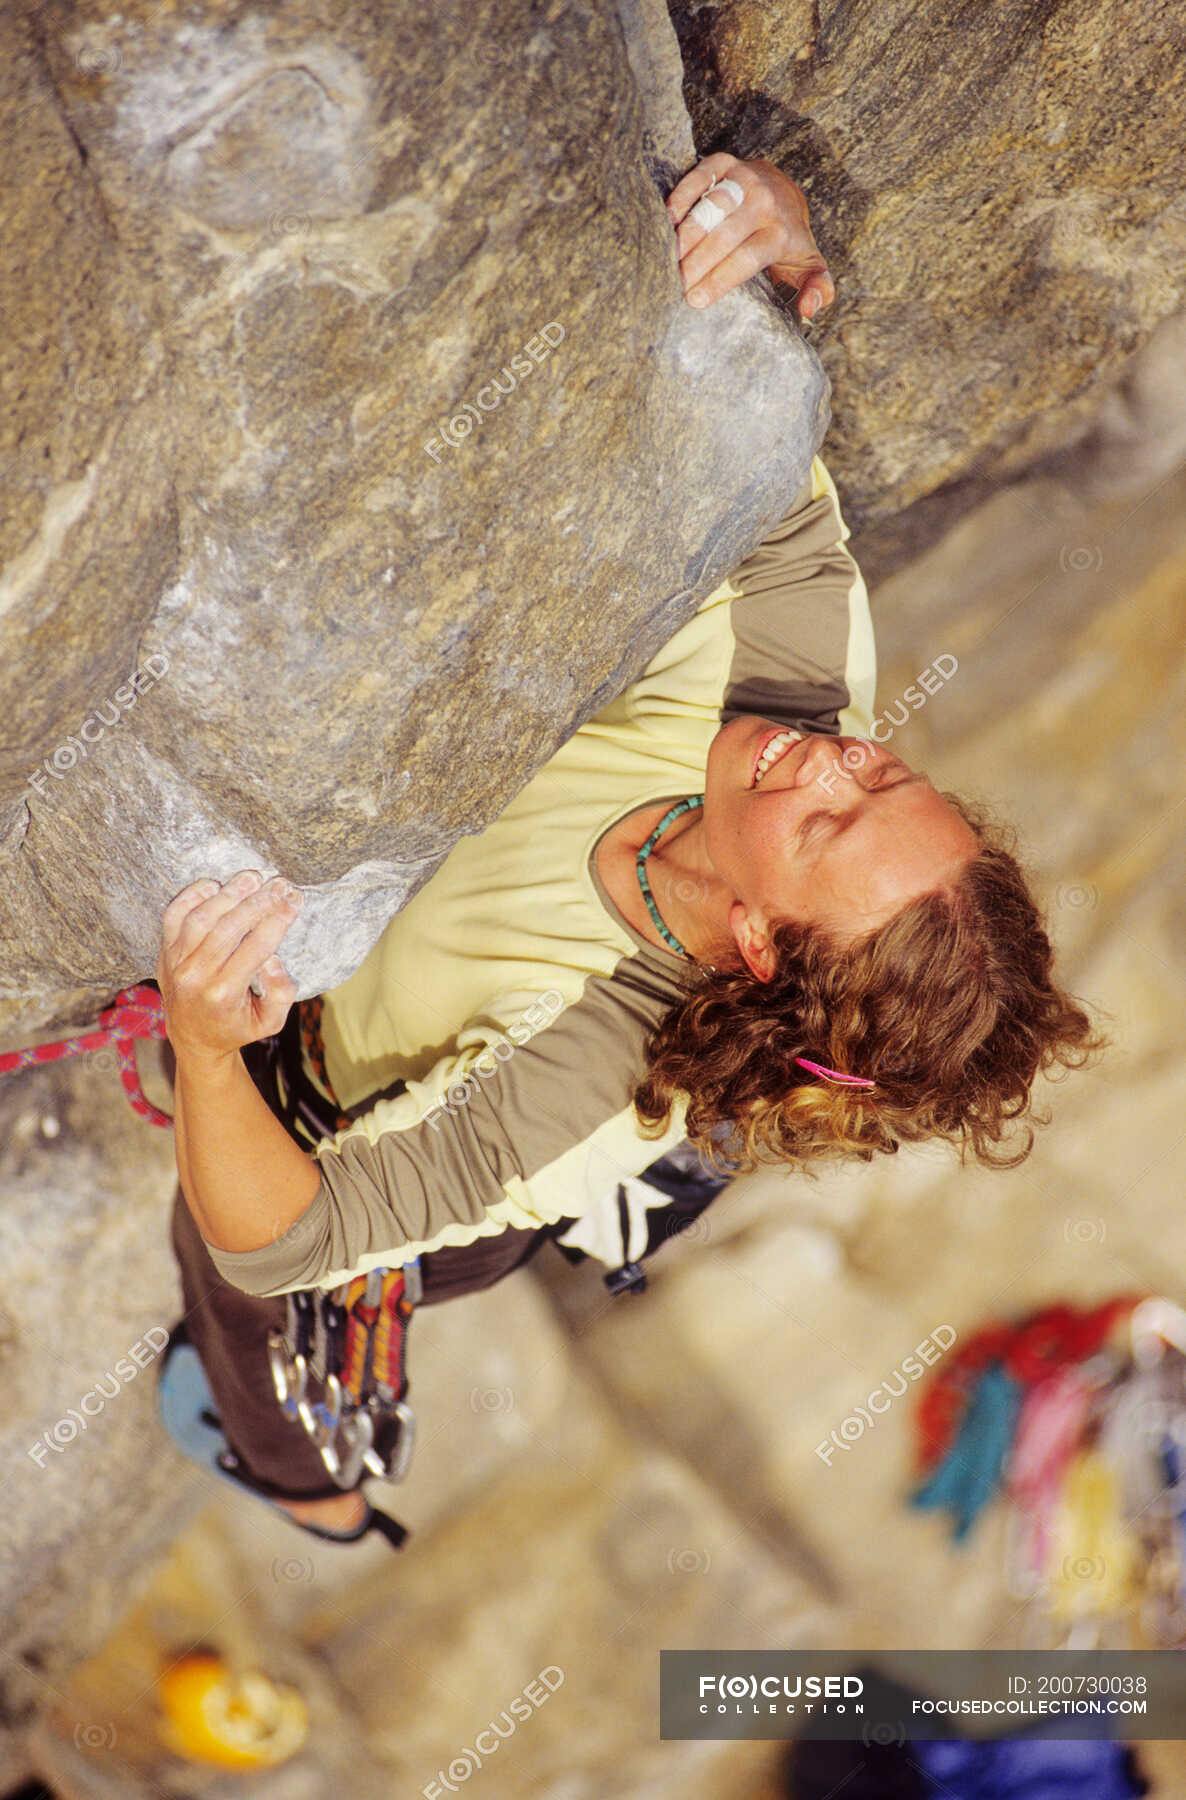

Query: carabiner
left=298, top=1371, right=343, bottom=1448
left=320, top=1404, right=375, bottom=1488
left=362, top=1399, right=416, bottom=1484
left=266, top=1331, right=307, bottom=1416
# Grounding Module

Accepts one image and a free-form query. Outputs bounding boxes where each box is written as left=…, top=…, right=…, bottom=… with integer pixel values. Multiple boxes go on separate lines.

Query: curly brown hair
left=631, top=792, right=1106, bottom=1178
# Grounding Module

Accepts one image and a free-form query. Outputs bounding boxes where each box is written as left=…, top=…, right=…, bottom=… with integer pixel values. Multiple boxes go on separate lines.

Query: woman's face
left=702, top=716, right=980, bottom=977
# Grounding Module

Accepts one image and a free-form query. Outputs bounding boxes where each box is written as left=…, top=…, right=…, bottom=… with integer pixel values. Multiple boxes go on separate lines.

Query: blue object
left=909, top=1363, right=1023, bottom=1542
left=913, top=1729, right=1144, bottom=1798
left=158, top=1335, right=258, bottom=1492
left=156, top=1333, right=375, bottom=1542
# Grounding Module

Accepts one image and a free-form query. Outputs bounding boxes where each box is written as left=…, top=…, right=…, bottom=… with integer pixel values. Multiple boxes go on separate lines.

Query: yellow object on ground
left=156, top=1650, right=309, bottom=1769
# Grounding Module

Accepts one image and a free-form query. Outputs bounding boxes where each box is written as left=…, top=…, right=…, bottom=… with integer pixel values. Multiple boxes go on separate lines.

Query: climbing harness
left=0, top=983, right=171, bottom=1126
left=266, top=1260, right=422, bottom=1491
left=5, top=980, right=731, bottom=1510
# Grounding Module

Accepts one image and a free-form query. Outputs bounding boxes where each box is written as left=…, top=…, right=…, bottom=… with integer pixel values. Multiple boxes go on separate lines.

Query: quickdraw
left=266, top=1259, right=421, bottom=1490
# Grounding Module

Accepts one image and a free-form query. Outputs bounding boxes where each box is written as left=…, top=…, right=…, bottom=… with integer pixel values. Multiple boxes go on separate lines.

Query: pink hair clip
left=793, top=1057, right=876, bottom=1090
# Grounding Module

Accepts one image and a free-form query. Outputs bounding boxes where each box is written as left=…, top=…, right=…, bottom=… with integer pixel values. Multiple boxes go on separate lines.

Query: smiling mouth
left=750, top=727, right=804, bottom=788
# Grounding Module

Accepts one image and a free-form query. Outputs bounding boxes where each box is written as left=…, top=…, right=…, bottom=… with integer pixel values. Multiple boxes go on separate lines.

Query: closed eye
left=797, top=770, right=924, bottom=846
left=798, top=810, right=838, bottom=845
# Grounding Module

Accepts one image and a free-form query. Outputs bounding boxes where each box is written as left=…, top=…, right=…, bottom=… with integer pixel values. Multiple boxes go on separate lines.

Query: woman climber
left=156, top=154, right=1102, bottom=1546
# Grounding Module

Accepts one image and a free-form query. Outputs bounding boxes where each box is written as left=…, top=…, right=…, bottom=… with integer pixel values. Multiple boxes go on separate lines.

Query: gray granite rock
left=0, top=0, right=827, bottom=1044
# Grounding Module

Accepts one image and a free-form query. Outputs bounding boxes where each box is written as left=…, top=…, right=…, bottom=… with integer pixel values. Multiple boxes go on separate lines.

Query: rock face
left=666, top=0, right=1186, bottom=580
left=8, top=0, right=1183, bottom=1038
left=0, top=0, right=827, bottom=1044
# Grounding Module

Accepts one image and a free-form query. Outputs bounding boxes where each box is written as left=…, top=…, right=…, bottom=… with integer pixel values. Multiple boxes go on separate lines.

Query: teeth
left=753, top=729, right=802, bottom=785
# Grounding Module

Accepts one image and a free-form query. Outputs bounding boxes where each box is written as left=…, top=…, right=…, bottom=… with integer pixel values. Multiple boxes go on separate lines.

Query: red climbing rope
left=0, top=984, right=172, bottom=1128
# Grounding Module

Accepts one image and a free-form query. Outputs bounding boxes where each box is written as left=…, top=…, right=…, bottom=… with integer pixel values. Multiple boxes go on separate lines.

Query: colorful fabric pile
left=909, top=1296, right=1186, bottom=1648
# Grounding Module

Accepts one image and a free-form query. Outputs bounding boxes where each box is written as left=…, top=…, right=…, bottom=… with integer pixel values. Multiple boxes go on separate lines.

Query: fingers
left=218, top=885, right=302, bottom=994
left=665, top=151, right=742, bottom=228
left=799, top=268, right=836, bottom=321
left=159, top=870, right=302, bottom=1060
left=163, top=869, right=264, bottom=962
left=667, top=153, right=836, bottom=318
left=772, top=261, right=836, bottom=321
left=160, top=875, right=230, bottom=953
left=164, top=870, right=300, bottom=983
left=676, top=199, right=752, bottom=294
left=672, top=161, right=758, bottom=273
left=683, top=226, right=782, bottom=311
left=246, top=954, right=297, bottom=1041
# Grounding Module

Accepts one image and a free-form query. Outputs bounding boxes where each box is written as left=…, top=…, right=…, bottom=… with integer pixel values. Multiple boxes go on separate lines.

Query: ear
left=729, top=899, right=777, bottom=983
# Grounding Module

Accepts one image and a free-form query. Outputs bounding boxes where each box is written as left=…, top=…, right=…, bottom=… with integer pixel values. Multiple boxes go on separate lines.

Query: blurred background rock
left=2, top=0, right=1184, bottom=1794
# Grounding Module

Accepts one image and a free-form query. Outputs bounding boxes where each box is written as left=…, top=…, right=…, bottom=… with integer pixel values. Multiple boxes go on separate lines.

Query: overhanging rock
left=0, top=0, right=827, bottom=1045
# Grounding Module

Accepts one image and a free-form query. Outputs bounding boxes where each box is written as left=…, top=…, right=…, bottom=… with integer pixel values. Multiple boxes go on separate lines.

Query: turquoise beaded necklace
left=635, top=795, right=705, bottom=960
